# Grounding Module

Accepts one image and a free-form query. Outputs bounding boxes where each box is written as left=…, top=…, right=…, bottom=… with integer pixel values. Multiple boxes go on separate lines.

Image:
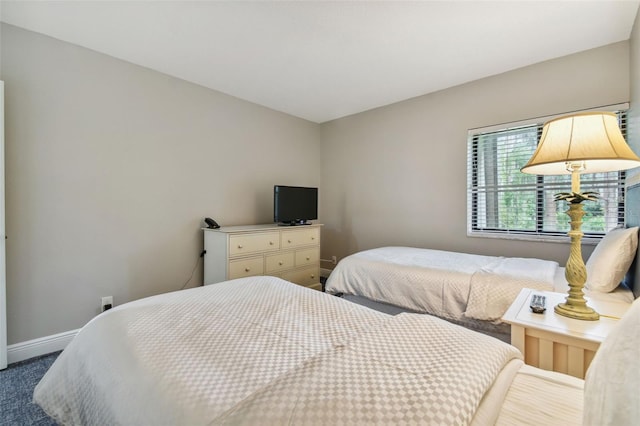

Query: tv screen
left=274, top=185, right=318, bottom=225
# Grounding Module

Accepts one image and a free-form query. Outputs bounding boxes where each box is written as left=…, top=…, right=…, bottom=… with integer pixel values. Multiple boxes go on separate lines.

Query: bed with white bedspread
left=326, top=246, right=560, bottom=320
left=325, top=241, right=636, bottom=340
left=35, top=276, right=522, bottom=425
left=34, top=275, right=640, bottom=425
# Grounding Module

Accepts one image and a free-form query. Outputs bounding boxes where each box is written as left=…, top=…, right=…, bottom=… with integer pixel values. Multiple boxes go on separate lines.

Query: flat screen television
left=274, top=185, right=318, bottom=226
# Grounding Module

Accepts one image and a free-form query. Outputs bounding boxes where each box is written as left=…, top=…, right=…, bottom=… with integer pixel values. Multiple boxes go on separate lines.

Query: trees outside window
left=467, top=112, right=626, bottom=240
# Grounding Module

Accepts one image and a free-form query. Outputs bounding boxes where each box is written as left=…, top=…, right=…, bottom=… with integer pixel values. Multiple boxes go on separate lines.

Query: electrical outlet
left=331, top=256, right=337, bottom=265
left=101, top=296, right=113, bottom=312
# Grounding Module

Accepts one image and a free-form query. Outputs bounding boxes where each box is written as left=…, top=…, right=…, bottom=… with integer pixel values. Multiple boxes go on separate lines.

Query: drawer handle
left=310, top=274, right=315, bottom=279
left=269, top=241, right=274, bottom=245
left=288, top=239, right=292, bottom=243
left=279, top=261, right=283, bottom=265
left=306, top=256, right=310, bottom=261
left=244, top=267, right=250, bottom=272
left=311, top=237, right=315, bottom=240
left=237, top=245, right=243, bottom=249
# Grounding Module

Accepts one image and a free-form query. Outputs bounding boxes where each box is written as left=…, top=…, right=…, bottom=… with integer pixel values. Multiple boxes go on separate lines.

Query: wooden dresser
left=203, top=224, right=322, bottom=290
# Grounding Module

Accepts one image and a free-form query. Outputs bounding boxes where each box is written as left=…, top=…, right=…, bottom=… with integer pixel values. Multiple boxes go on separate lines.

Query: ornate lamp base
left=555, top=302, right=599, bottom=321
left=556, top=202, right=600, bottom=321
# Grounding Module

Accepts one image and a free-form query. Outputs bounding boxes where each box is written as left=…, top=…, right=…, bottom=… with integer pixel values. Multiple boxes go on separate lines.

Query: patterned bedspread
left=325, top=246, right=558, bottom=323
left=34, top=276, right=522, bottom=425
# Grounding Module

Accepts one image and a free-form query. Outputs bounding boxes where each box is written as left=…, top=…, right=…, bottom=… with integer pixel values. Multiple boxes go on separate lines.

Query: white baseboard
left=7, top=329, right=79, bottom=364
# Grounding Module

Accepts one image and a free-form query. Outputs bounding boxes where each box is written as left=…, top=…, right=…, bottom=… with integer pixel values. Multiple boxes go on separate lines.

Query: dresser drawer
left=282, top=266, right=320, bottom=287
left=295, top=247, right=320, bottom=267
left=228, top=257, right=264, bottom=279
left=229, top=232, right=280, bottom=256
left=204, top=224, right=322, bottom=286
left=281, top=228, right=320, bottom=249
left=265, top=252, right=295, bottom=273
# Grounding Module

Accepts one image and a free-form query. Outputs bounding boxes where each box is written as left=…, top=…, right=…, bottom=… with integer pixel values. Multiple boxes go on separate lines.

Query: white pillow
left=583, top=297, right=640, bottom=425
left=586, top=227, right=639, bottom=293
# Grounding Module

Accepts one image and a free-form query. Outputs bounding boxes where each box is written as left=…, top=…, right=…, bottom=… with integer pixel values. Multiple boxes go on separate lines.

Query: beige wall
left=319, top=42, right=630, bottom=266
left=1, top=22, right=635, bottom=345
left=1, top=24, right=321, bottom=344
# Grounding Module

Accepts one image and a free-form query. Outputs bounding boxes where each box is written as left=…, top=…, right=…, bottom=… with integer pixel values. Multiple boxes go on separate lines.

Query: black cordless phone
left=204, top=217, right=220, bottom=229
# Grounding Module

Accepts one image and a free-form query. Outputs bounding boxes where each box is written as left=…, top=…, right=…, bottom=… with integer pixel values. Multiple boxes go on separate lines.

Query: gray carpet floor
left=0, top=352, right=59, bottom=426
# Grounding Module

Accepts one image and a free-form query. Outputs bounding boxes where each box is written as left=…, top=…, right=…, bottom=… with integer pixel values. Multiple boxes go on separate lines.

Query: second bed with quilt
left=325, top=227, right=638, bottom=341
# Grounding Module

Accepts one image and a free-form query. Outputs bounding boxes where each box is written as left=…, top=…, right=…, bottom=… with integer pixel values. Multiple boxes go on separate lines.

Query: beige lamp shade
left=521, top=112, right=640, bottom=175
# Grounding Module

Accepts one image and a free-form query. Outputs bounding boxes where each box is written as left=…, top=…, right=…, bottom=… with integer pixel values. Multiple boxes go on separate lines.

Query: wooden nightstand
left=502, top=288, right=630, bottom=379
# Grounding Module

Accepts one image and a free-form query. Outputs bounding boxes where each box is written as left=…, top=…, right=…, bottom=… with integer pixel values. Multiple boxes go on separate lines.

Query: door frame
left=1, top=81, right=7, bottom=369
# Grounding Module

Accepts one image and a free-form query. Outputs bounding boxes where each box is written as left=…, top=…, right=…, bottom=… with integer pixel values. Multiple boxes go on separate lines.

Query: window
left=467, top=110, right=627, bottom=242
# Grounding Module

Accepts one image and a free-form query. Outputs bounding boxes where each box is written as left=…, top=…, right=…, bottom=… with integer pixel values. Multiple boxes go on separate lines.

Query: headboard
left=624, top=182, right=640, bottom=299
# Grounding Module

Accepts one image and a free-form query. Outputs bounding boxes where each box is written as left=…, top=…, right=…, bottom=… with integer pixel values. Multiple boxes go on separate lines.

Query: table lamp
left=521, top=111, right=640, bottom=320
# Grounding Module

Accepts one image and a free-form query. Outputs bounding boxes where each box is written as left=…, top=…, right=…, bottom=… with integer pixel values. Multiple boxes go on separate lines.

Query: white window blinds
left=467, top=110, right=627, bottom=241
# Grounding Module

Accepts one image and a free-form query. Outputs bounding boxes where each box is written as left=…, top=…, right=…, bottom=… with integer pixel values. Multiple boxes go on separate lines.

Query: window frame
left=467, top=105, right=629, bottom=244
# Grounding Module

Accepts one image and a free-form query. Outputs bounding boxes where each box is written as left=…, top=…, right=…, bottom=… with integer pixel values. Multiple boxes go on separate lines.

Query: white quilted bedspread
left=34, top=276, right=522, bottom=425
left=325, top=247, right=558, bottom=323
left=465, top=257, right=557, bottom=321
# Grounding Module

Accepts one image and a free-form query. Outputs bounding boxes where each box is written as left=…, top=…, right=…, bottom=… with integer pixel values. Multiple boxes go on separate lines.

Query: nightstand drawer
left=282, top=266, right=320, bottom=287
left=228, top=257, right=264, bottom=279
left=265, top=252, right=295, bottom=273
left=281, top=228, right=320, bottom=249
left=229, top=232, right=280, bottom=256
left=295, top=247, right=320, bottom=267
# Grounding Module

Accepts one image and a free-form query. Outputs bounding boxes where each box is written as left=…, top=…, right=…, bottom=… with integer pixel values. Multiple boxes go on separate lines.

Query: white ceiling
left=1, top=1, right=639, bottom=123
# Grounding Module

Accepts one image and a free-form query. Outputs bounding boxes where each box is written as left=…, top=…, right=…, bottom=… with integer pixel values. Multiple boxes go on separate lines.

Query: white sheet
left=583, top=297, right=640, bottom=426
left=471, top=358, right=525, bottom=426
left=325, top=247, right=559, bottom=324
left=496, top=365, right=584, bottom=426
left=34, top=276, right=523, bottom=425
